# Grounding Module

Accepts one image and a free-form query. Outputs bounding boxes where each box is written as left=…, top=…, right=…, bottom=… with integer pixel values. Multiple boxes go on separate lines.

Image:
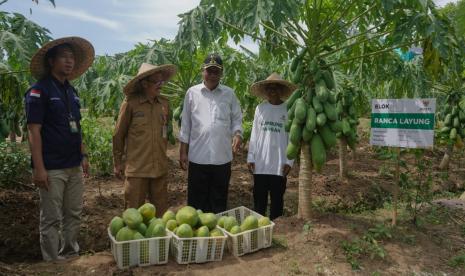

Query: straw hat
left=250, top=73, right=298, bottom=100
left=123, top=63, right=177, bottom=95
left=30, top=36, right=95, bottom=80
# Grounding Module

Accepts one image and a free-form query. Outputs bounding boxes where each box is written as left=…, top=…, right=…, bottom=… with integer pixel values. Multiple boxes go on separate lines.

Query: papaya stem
left=324, top=39, right=425, bottom=67
left=318, top=2, right=378, bottom=47
left=318, top=30, right=392, bottom=59
left=260, top=22, right=303, bottom=47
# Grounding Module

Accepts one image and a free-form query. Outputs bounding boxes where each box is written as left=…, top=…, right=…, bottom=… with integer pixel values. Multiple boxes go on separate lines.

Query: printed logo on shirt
left=261, top=121, right=282, bottom=133
left=133, top=111, right=145, bottom=118
left=30, top=89, right=41, bottom=98
left=280, top=115, right=286, bottom=121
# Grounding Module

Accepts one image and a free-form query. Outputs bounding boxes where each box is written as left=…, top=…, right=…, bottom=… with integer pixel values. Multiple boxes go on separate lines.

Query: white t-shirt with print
left=247, top=101, right=294, bottom=176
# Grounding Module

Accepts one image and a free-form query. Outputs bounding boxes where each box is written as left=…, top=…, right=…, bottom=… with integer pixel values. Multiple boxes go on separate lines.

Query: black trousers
left=187, top=161, right=231, bottom=213
left=253, top=174, right=287, bottom=220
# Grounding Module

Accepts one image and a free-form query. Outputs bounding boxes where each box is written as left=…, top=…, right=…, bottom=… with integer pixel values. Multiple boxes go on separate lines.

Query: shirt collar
left=49, top=75, right=71, bottom=90
left=202, top=82, right=222, bottom=92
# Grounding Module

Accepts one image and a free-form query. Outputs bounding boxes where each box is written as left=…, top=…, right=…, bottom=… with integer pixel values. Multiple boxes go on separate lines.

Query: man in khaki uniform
left=113, top=63, right=177, bottom=214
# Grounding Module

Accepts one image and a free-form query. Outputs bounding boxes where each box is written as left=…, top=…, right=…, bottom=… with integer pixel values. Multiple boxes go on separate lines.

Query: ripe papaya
left=319, top=125, right=337, bottom=148
left=323, top=102, right=337, bottom=121
left=316, top=113, right=327, bottom=127
left=311, top=134, right=326, bottom=172
left=305, top=107, right=317, bottom=131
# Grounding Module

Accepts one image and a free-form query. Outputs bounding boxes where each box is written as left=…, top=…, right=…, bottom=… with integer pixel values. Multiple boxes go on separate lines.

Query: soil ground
left=2, top=123, right=465, bottom=275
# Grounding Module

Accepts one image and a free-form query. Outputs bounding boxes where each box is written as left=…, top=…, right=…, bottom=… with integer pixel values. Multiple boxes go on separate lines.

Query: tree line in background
left=0, top=0, right=465, bottom=220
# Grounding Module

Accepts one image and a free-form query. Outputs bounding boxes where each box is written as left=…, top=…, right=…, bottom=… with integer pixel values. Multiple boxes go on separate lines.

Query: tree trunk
left=339, top=138, right=348, bottom=178
left=439, top=145, right=452, bottom=170
left=298, top=143, right=313, bottom=219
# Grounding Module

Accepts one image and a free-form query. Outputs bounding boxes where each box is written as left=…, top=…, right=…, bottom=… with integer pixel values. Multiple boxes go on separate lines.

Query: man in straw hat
left=179, top=53, right=243, bottom=213
left=25, top=36, right=95, bottom=261
left=113, top=63, right=177, bottom=214
left=247, top=73, right=297, bottom=220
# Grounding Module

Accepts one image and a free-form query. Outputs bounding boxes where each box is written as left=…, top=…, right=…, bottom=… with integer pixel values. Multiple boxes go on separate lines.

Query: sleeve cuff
left=178, top=132, right=189, bottom=144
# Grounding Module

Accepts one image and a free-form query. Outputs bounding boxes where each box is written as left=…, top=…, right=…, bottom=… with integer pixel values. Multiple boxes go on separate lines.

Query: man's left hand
left=232, top=134, right=242, bottom=154
left=82, top=157, right=90, bottom=178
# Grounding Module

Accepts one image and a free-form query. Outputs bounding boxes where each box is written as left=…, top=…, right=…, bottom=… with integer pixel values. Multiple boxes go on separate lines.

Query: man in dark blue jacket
left=25, top=37, right=94, bottom=261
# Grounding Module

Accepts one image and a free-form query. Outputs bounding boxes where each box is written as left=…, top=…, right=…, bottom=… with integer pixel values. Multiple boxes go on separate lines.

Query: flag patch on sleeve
left=30, top=89, right=41, bottom=98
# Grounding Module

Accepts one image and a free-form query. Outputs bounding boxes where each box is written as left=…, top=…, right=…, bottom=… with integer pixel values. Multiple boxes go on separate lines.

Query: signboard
left=370, top=98, right=436, bottom=148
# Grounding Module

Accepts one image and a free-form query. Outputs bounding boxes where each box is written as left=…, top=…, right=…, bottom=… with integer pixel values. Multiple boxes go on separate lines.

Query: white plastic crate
left=168, top=227, right=227, bottom=264
left=108, top=228, right=171, bottom=269
left=216, top=206, right=275, bottom=256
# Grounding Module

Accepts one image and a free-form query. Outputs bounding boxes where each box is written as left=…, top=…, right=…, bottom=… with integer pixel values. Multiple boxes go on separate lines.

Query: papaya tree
left=0, top=12, right=51, bottom=141
left=175, top=0, right=460, bottom=219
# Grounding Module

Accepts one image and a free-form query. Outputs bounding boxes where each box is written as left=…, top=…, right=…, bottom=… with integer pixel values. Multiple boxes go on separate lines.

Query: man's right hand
left=33, top=168, right=49, bottom=191
left=180, top=151, right=188, bottom=171
left=114, top=164, right=124, bottom=179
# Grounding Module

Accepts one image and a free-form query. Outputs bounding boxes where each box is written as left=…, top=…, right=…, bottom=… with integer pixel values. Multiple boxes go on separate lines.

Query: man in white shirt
left=179, top=54, right=243, bottom=213
left=247, top=73, right=297, bottom=219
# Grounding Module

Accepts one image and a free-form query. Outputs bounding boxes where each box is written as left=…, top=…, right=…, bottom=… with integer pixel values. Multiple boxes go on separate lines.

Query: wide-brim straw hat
left=30, top=36, right=95, bottom=80
left=123, top=63, right=177, bottom=95
left=250, top=73, right=298, bottom=100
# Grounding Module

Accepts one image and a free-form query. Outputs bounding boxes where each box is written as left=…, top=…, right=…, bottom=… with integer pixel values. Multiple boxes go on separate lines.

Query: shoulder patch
left=29, top=89, right=42, bottom=98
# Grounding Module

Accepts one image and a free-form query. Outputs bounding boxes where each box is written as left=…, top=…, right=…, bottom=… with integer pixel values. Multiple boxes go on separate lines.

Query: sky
left=0, top=0, right=458, bottom=56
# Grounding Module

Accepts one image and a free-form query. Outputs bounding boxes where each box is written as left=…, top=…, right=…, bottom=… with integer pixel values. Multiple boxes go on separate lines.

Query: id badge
left=69, top=119, right=79, bottom=133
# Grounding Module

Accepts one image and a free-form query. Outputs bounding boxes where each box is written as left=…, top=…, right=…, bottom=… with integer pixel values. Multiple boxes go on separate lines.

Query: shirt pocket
left=130, top=110, right=148, bottom=134
left=213, top=102, right=230, bottom=124
left=48, top=98, right=68, bottom=125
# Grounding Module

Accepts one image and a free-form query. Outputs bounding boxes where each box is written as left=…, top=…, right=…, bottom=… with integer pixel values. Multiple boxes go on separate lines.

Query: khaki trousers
left=39, top=167, right=83, bottom=261
left=124, top=174, right=168, bottom=215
